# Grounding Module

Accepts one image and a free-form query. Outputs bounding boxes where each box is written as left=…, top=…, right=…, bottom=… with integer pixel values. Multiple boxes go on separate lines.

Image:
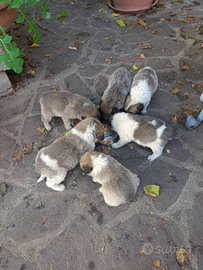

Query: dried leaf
left=143, top=185, right=160, bottom=197
left=151, top=260, right=160, bottom=267
left=152, top=30, right=158, bottom=34
left=85, top=4, right=91, bottom=8
left=133, top=65, right=139, bottom=70
left=101, top=246, right=105, bottom=252
left=141, top=43, right=154, bottom=49
left=31, top=43, right=39, bottom=48
left=187, top=15, right=196, bottom=18
left=183, top=65, right=190, bottom=70
left=171, top=88, right=180, bottom=94
left=140, top=249, right=147, bottom=254
left=80, top=38, right=87, bottom=44
left=12, top=143, right=33, bottom=161
left=176, top=248, right=186, bottom=263
left=116, top=20, right=125, bottom=27
left=177, top=79, right=182, bottom=84
left=62, top=20, right=66, bottom=25
left=40, top=217, right=47, bottom=227
left=37, top=126, right=46, bottom=132
left=187, top=18, right=193, bottom=23
left=102, top=37, right=109, bottom=40
left=171, top=114, right=178, bottom=123
left=13, top=23, right=22, bottom=30
left=166, top=149, right=170, bottom=154
left=56, top=10, right=67, bottom=19
left=112, top=13, right=120, bottom=17
left=139, top=17, right=147, bottom=27
left=140, top=53, right=145, bottom=59
left=178, top=18, right=187, bottom=23
left=68, top=46, right=77, bottom=50
left=37, top=16, right=43, bottom=21
left=45, top=53, right=52, bottom=57
left=99, top=8, right=104, bottom=12
left=162, top=47, right=165, bottom=51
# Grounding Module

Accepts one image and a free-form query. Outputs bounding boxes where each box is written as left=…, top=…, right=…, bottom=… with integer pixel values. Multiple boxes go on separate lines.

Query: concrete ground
left=0, top=0, right=203, bottom=269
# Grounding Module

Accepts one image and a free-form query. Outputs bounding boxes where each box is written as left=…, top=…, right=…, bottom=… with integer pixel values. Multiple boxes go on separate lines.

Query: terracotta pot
left=108, top=0, right=158, bottom=14
left=0, top=3, right=16, bottom=35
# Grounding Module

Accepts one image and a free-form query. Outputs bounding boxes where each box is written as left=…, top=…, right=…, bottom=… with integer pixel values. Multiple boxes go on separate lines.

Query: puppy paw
left=111, top=143, right=119, bottom=149
left=147, top=154, right=157, bottom=162
left=57, top=184, right=66, bottom=192
left=37, top=175, right=46, bottom=182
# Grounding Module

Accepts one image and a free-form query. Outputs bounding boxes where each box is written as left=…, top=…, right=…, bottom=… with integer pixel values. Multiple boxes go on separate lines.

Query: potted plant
left=0, top=3, right=16, bottom=34
left=108, top=0, right=158, bottom=14
left=0, top=0, right=51, bottom=73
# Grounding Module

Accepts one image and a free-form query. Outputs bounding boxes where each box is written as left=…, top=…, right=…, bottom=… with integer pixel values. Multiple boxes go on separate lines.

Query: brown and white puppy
left=125, top=67, right=158, bottom=115
left=80, top=151, right=140, bottom=207
left=40, top=91, right=100, bottom=131
left=35, top=118, right=104, bottom=191
left=99, top=67, right=131, bottom=123
left=111, top=112, right=172, bottom=162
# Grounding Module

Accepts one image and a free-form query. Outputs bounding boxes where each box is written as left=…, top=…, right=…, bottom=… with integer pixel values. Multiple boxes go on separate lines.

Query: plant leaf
left=133, top=65, right=139, bottom=70
left=116, top=20, right=125, bottom=27
left=171, top=88, right=180, bottom=94
left=112, top=13, right=120, bottom=17
left=56, top=10, right=68, bottom=19
left=178, top=18, right=187, bottom=23
left=143, top=185, right=160, bottom=197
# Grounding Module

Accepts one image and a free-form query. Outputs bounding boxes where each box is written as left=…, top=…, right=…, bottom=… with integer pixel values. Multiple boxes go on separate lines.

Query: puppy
left=35, top=118, right=104, bottom=191
left=125, top=67, right=158, bottom=115
left=80, top=151, right=140, bottom=207
left=111, top=112, right=172, bottom=162
left=40, top=91, right=100, bottom=131
left=99, top=67, right=131, bottom=123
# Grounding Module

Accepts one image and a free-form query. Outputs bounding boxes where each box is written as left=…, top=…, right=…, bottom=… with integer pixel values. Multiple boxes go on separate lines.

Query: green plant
left=0, top=0, right=51, bottom=73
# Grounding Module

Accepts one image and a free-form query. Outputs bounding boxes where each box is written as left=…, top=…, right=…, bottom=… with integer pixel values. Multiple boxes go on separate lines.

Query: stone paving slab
left=0, top=0, right=203, bottom=269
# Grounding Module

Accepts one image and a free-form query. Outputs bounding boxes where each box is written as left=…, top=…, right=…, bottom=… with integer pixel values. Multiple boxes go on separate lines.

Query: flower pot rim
left=108, top=0, right=158, bottom=14
left=0, top=3, right=10, bottom=10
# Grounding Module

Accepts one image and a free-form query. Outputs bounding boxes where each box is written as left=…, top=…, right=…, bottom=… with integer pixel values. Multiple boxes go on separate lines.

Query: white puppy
left=99, top=67, right=131, bottom=123
left=35, top=118, right=104, bottom=191
left=111, top=112, right=172, bottom=162
left=40, top=91, right=100, bottom=131
left=125, top=67, right=158, bottom=115
left=80, top=151, right=140, bottom=207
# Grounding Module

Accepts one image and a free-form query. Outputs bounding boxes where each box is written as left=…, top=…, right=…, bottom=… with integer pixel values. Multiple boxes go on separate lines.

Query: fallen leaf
left=37, top=16, right=43, bottom=21
left=102, top=145, right=110, bottom=155
left=99, top=8, right=104, bottom=12
left=139, top=17, right=147, bottom=27
left=171, top=88, right=180, bottom=94
left=104, top=11, right=108, bottom=15
left=84, top=22, right=88, bottom=25
left=112, top=13, right=120, bottom=17
left=171, top=114, right=178, bottom=123
left=140, top=249, right=147, bottom=254
left=56, top=10, right=68, bottom=19
left=85, top=4, right=91, bottom=8
left=151, top=260, right=160, bottom=267
left=178, top=18, right=187, bottom=23
left=162, top=47, right=165, bottom=51
left=182, top=108, right=194, bottom=118
left=13, top=23, right=22, bottom=30
left=141, top=43, right=154, bottom=49
left=177, top=79, right=182, bottom=84
left=83, top=202, right=88, bottom=206
left=196, top=25, right=201, bottom=32
left=73, top=32, right=77, bottom=35
left=62, top=20, right=66, bottom=25
left=182, top=92, right=189, bottom=97
left=133, top=65, right=139, bottom=70
left=187, top=15, right=196, bottom=18
left=28, top=69, right=35, bottom=75
left=102, top=37, right=109, bottom=40
left=63, top=131, right=69, bottom=136
left=198, top=29, right=203, bottom=35
left=150, top=211, right=155, bottom=214
left=166, top=149, right=170, bottom=154
left=152, top=30, right=158, bottom=34
left=176, top=248, right=186, bottom=263
left=45, top=53, right=52, bottom=57
left=140, top=53, right=145, bottom=58
left=12, top=143, right=33, bottom=161
left=183, top=65, right=190, bottom=70
left=40, top=217, right=48, bottom=228
left=143, top=185, right=160, bottom=197
left=37, top=126, right=46, bottom=132
left=116, top=20, right=125, bottom=27
left=186, top=18, right=193, bottom=22
left=31, top=43, right=39, bottom=48
left=80, top=38, right=87, bottom=44
left=101, top=246, right=105, bottom=252
left=158, top=1, right=164, bottom=5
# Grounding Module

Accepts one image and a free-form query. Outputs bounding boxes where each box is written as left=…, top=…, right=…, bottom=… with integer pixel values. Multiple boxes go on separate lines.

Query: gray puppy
left=40, top=91, right=100, bottom=131
left=80, top=151, right=140, bottom=207
left=35, top=118, right=104, bottom=191
left=99, top=67, right=131, bottom=123
left=125, top=67, right=158, bottom=115
left=111, top=112, right=172, bottom=162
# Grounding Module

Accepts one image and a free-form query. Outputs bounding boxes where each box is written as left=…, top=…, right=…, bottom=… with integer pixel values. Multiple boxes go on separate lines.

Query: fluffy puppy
left=125, top=67, right=158, bottom=115
left=40, top=91, right=100, bottom=131
left=99, top=67, right=131, bottom=123
left=80, top=151, right=140, bottom=207
left=35, top=118, right=104, bottom=191
left=111, top=112, right=172, bottom=162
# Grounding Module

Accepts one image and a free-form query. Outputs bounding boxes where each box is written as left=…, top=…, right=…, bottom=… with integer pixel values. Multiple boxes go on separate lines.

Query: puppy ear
left=111, top=107, right=119, bottom=114
left=137, top=103, right=144, bottom=112
left=83, top=166, right=93, bottom=174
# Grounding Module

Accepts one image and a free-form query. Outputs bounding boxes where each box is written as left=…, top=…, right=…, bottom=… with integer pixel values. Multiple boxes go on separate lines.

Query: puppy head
left=80, top=103, right=100, bottom=120
left=80, top=151, right=94, bottom=174
left=126, top=103, right=144, bottom=115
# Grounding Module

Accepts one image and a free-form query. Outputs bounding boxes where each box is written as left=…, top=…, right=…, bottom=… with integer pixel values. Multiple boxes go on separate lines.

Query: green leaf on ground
left=116, top=20, right=125, bottom=27
left=56, top=10, right=68, bottom=19
left=133, top=65, right=139, bottom=70
left=63, top=131, right=68, bottom=136
left=80, top=38, right=87, bottom=44
left=178, top=18, right=187, bottom=23
left=171, top=88, right=180, bottom=94
left=143, top=185, right=160, bottom=197
left=112, top=13, right=120, bottom=17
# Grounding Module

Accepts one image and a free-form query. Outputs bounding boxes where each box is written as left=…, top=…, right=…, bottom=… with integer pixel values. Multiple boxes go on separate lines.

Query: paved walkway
left=0, top=0, right=203, bottom=269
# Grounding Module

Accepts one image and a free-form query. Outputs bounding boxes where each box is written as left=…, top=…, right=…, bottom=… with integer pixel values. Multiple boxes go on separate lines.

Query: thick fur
left=125, top=67, right=158, bottom=114
left=80, top=151, right=140, bottom=207
left=35, top=118, right=104, bottom=191
left=111, top=112, right=172, bottom=162
left=40, top=91, right=100, bottom=131
left=99, top=67, right=131, bottom=123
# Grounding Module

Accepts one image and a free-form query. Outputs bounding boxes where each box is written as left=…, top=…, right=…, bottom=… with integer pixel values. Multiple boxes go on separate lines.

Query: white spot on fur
left=149, top=120, right=157, bottom=126
left=90, top=153, right=108, bottom=177
left=71, top=126, right=95, bottom=147
left=40, top=153, right=59, bottom=170
left=157, top=123, right=166, bottom=137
